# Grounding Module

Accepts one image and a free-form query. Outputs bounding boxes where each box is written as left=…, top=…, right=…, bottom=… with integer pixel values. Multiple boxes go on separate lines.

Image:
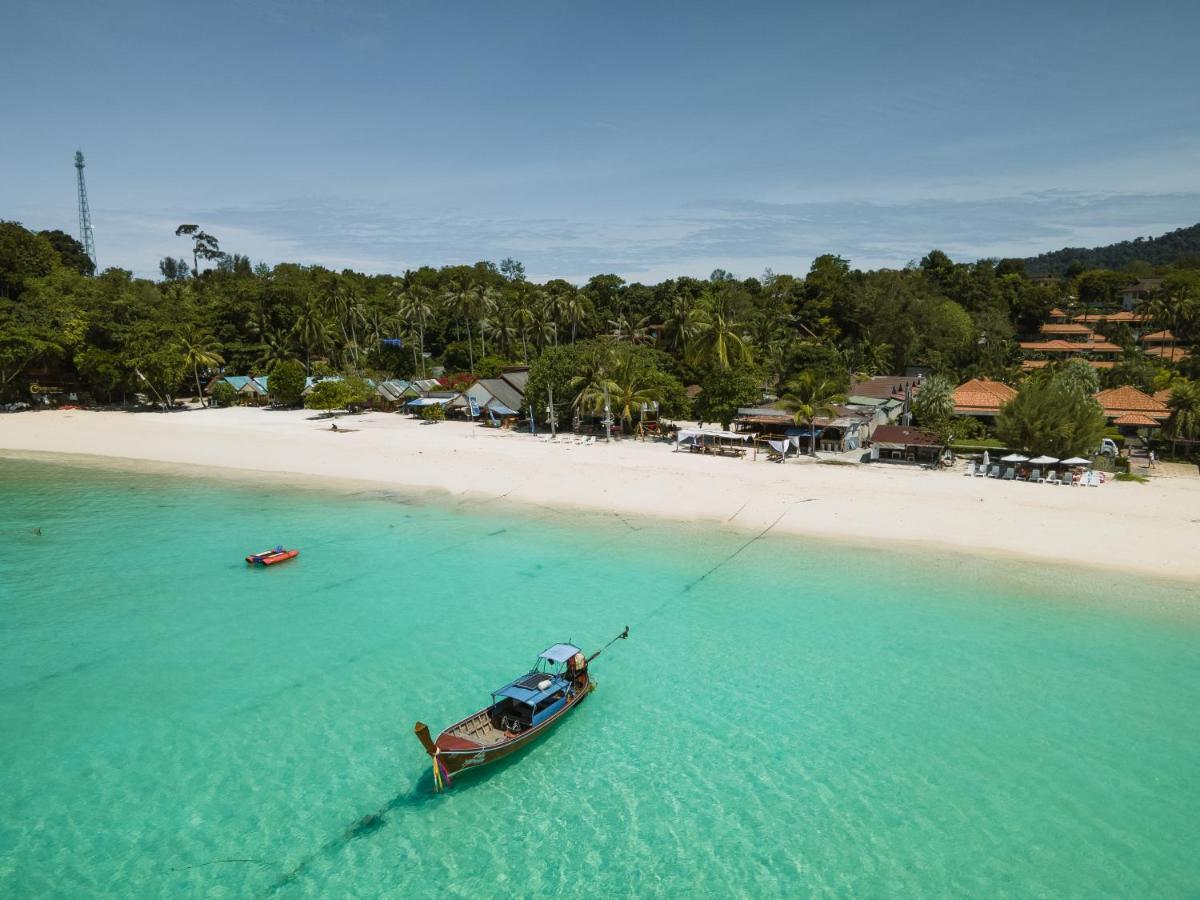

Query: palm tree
left=663, top=293, right=702, bottom=354
left=293, top=298, right=331, bottom=373
left=176, top=329, right=225, bottom=405
left=1166, top=381, right=1200, bottom=445
left=560, top=289, right=591, bottom=342
left=779, top=373, right=847, bottom=456
left=607, top=310, right=651, bottom=344
left=395, top=283, right=433, bottom=377
left=911, top=373, right=955, bottom=426
left=605, top=355, right=663, bottom=429
left=256, top=330, right=298, bottom=373
left=688, top=294, right=752, bottom=369
left=441, top=275, right=478, bottom=372
left=476, top=285, right=500, bottom=358
left=511, top=284, right=537, bottom=362
left=569, top=345, right=614, bottom=415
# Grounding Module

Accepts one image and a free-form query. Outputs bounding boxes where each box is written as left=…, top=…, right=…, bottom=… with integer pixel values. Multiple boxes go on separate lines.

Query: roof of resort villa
left=1038, top=323, right=1095, bottom=336
left=1141, top=330, right=1177, bottom=344
left=846, top=375, right=922, bottom=400
left=952, top=379, right=1017, bottom=415
left=1021, top=359, right=1115, bottom=370
left=871, top=425, right=942, bottom=447
left=1072, top=310, right=1144, bottom=324
left=1018, top=339, right=1123, bottom=353
left=1145, top=346, right=1191, bottom=362
left=1094, top=386, right=1170, bottom=421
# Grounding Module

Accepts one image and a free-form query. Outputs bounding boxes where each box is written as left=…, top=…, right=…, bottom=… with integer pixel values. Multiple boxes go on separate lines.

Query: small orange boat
left=246, top=546, right=300, bottom=566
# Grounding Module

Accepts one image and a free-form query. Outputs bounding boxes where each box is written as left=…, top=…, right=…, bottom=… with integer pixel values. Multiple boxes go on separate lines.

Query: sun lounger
left=963, top=462, right=976, bottom=476
left=1044, top=471, right=1059, bottom=485
left=987, top=465, right=1000, bottom=478
left=585, top=436, right=596, bottom=446
left=1086, top=471, right=1100, bottom=486
left=1027, top=468, right=1040, bottom=483
left=1002, top=467, right=1016, bottom=480
left=975, top=464, right=987, bottom=477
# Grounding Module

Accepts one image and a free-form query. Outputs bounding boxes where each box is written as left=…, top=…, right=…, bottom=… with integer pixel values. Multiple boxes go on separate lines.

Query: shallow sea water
left=1, top=457, right=1198, bottom=898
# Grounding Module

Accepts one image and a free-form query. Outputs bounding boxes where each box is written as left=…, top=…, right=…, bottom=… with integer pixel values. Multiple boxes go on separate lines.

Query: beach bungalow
left=1094, top=386, right=1170, bottom=434
left=1141, top=330, right=1190, bottom=363
left=952, top=378, right=1017, bottom=421
left=374, top=379, right=419, bottom=410
left=204, top=374, right=270, bottom=405
left=869, top=424, right=944, bottom=466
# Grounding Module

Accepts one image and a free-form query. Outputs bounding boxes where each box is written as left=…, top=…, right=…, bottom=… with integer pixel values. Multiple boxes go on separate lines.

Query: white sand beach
left=3, top=407, right=1198, bottom=580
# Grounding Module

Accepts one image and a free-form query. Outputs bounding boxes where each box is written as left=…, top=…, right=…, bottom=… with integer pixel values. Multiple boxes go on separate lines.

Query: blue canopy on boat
left=539, top=643, right=582, bottom=663
left=493, top=675, right=569, bottom=706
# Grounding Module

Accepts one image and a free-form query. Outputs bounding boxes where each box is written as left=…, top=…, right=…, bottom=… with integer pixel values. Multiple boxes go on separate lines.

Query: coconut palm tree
left=293, top=298, right=331, bottom=373
left=476, top=285, right=500, bottom=358
left=569, top=345, right=614, bottom=415
left=441, top=275, right=479, bottom=372
left=605, top=354, right=663, bottom=430
left=395, top=283, right=433, bottom=377
left=175, top=328, right=225, bottom=405
left=607, top=310, right=651, bottom=344
left=1166, top=381, right=1200, bottom=444
left=560, top=289, right=591, bottom=342
left=779, top=373, right=847, bottom=456
left=256, top=330, right=298, bottom=373
left=663, top=292, right=702, bottom=354
left=688, top=294, right=752, bottom=369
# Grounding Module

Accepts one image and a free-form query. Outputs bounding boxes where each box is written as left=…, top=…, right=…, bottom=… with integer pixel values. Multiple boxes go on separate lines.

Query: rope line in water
left=636, top=510, right=789, bottom=627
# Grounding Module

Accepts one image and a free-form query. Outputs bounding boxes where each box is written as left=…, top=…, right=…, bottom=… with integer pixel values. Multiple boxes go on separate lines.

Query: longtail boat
left=414, top=627, right=628, bottom=790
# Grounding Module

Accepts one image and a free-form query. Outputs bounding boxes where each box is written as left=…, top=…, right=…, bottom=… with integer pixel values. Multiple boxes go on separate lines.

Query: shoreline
left=2, top=408, right=1199, bottom=582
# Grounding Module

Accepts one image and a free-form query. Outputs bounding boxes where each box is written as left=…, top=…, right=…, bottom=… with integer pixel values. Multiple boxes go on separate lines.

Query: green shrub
left=210, top=382, right=238, bottom=407
left=270, top=360, right=306, bottom=407
left=421, top=402, right=446, bottom=422
left=1114, top=472, right=1148, bottom=483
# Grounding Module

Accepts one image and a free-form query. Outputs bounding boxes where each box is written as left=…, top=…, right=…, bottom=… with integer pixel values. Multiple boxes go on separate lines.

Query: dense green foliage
left=2, top=218, right=1197, bottom=435
left=269, top=359, right=306, bottom=407
left=1022, top=223, right=1200, bottom=276
left=995, top=369, right=1108, bottom=457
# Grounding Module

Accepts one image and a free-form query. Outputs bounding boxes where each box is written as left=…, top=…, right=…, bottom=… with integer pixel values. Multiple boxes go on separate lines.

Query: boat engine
left=567, top=652, right=588, bottom=680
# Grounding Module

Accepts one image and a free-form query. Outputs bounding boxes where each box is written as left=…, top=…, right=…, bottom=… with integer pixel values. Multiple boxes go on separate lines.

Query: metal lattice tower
left=74, top=151, right=97, bottom=266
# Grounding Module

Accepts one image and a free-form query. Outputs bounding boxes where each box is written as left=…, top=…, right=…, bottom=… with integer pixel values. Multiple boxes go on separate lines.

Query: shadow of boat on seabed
left=260, top=742, right=549, bottom=896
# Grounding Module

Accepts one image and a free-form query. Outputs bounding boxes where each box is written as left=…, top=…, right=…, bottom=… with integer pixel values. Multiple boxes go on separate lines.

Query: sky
left=2, top=0, right=1198, bottom=283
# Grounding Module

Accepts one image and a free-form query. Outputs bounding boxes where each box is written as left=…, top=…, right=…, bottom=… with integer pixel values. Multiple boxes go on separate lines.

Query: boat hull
left=418, top=678, right=593, bottom=778
left=246, top=549, right=299, bottom=566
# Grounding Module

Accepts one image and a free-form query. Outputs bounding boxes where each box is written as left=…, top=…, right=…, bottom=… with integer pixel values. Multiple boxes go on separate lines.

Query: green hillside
left=1023, top=223, right=1200, bottom=275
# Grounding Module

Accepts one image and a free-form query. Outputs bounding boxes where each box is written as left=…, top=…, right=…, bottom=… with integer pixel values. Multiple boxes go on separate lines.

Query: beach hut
left=868, top=425, right=944, bottom=466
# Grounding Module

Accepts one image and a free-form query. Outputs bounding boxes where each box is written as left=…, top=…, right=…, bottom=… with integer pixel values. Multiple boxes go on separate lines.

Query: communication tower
left=74, top=151, right=97, bottom=266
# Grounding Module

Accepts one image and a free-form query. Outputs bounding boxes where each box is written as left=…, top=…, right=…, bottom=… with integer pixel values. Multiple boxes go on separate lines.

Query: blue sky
left=2, top=0, right=1197, bottom=282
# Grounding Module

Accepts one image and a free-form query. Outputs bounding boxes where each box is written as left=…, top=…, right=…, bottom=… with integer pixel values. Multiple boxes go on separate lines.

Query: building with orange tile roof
left=952, top=378, right=1017, bottom=418
left=1144, top=345, right=1191, bottom=362
left=1038, top=323, right=1096, bottom=338
left=1094, top=386, right=1169, bottom=423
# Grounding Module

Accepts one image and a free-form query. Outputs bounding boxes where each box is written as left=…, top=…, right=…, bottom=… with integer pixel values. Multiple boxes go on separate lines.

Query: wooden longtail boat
left=414, top=628, right=628, bottom=790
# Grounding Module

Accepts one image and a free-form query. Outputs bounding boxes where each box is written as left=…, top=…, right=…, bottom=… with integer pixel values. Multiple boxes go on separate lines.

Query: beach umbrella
left=1000, top=453, right=1029, bottom=463
left=1060, top=456, right=1091, bottom=466
left=1029, top=455, right=1059, bottom=465
left=982, top=450, right=990, bottom=468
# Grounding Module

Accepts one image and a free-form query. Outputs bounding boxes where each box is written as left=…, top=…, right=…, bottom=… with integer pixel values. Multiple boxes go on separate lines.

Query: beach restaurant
left=675, top=429, right=750, bottom=457
left=869, top=424, right=944, bottom=466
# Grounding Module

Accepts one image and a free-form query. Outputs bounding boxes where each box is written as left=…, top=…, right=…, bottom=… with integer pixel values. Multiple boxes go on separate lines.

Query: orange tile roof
left=1072, top=311, right=1145, bottom=324
left=1153, top=389, right=1174, bottom=404
left=1020, top=359, right=1114, bottom=370
left=1113, top=412, right=1162, bottom=427
left=952, top=378, right=1017, bottom=413
left=1048, top=307, right=1067, bottom=318
left=1039, top=323, right=1096, bottom=337
left=1141, top=329, right=1177, bottom=343
left=1144, top=345, right=1191, bottom=362
left=1094, top=386, right=1169, bottom=419
left=1019, top=339, right=1123, bottom=353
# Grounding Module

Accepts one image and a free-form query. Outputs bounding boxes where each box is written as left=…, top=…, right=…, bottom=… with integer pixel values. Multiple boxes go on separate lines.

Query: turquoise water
left=1, top=457, right=1198, bottom=898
